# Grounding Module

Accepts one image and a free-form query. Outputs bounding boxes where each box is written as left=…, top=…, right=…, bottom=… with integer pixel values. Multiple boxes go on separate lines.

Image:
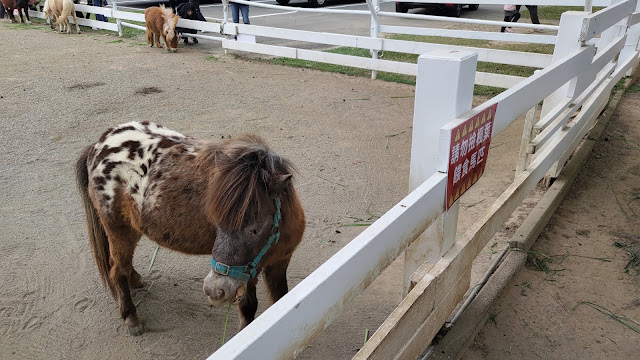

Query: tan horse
left=144, top=5, right=180, bottom=52
left=43, top=0, right=80, bottom=34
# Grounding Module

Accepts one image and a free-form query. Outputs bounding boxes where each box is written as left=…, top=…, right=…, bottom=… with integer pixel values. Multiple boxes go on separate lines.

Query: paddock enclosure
left=2, top=0, right=640, bottom=359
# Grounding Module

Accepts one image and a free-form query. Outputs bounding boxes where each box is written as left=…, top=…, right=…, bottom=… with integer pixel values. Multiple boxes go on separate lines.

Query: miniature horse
left=1, top=0, right=30, bottom=23
left=76, top=121, right=305, bottom=335
left=144, top=5, right=180, bottom=52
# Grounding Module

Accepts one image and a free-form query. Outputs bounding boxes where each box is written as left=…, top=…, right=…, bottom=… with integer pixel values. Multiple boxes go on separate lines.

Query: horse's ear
left=269, top=174, right=292, bottom=195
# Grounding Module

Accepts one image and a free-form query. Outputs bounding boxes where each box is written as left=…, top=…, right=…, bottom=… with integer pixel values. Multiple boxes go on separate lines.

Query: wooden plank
left=355, top=269, right=470, bottom=360
left=395, top=269, right=471, bottom=360
left=569, top=34, right=626, bottom=97
left=581, top=0, right=638, bottom=41
left=515, top=105, right=539, bottom=177
left=208, top=174, right=448, bottom=360
left=530, top=61, right=616, bottom=154
left=548, top=50, right=640, bottom=177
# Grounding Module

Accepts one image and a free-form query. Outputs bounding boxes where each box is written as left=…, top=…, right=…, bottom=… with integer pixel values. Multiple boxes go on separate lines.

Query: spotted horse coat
left=78, top=121, right=306, bottom=335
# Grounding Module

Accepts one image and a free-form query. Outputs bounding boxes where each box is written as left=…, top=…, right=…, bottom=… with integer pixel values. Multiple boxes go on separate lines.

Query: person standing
left=229, top=0, right=249, bottom=25
left=501, top=4, right=520, bottom=33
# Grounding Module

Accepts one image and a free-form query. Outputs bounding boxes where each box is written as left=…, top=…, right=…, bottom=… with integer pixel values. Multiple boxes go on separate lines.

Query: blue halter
left=210, top=197, right=282, bottom=282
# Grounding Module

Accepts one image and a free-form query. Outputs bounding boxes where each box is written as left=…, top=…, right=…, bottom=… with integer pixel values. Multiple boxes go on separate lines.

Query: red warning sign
left=446, top=103, right=498, bottom=210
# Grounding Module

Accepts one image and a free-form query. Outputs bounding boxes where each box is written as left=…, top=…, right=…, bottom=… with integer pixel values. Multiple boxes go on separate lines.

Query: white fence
left=26, top=0, right=640, bottom=358
left=205, top=1, right=639, bottom=359
left=31, top=0, right=612, bottom=89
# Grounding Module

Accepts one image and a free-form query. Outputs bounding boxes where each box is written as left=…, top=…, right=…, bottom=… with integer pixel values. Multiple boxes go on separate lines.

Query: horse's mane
left=199, top=135, right=295, bottom=231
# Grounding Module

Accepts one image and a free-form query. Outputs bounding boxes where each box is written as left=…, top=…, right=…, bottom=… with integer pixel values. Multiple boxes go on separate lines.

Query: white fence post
left=366, top=0, right=380, bottom=80
left=403, top=50, right=477, bottom=295
left=540, top=12, right=589, bottom=118
left=618, top=1, right=640, bottom=75
left=111, top=0, right=123, bottom=37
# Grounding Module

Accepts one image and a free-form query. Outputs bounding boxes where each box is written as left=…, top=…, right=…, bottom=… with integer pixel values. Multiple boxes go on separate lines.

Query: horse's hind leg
left=237, top=277, right=258, bottom=329
left=129, top=268, right=145, bottom=289
left=105, top=226, right=144, bottom=335
left=71, top=11, right=80, bottom=33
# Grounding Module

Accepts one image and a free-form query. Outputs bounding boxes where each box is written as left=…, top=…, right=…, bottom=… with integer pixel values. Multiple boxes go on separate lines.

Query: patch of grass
left=573, top=301, right=640, bottom=333
left=389, top=34, right=554, bottom=55
left=107, top=39, right=123, bottom=43
left=521, top=6, right=604, bottom=21
left=627, top=82, right=640, bottom=93
left=613, top=234, right=640, bottom=274
left=206, top=55, right=219, bottom=62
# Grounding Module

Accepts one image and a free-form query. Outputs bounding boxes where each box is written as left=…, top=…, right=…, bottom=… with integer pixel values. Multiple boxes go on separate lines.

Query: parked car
left=276, top=0, right=327, bottom=7
left=395, top=3, right=479, bottom=17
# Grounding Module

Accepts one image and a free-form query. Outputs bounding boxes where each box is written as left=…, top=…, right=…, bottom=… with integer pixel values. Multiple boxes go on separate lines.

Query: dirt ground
left=461, top=83, right=640, bottom=360
left=0, top=20, right=637, bottom=360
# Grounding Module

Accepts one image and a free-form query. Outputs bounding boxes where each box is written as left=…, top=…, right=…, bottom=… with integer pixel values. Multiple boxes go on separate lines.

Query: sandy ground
left=461, top=82, right=640, bottom=360
left=0, top=19, right=635, bottom=360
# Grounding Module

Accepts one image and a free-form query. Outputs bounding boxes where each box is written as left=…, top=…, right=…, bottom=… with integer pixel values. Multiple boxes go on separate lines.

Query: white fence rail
left=26, top=0, right=640, bottom=358
left=207, top=1, right=640, bottom=359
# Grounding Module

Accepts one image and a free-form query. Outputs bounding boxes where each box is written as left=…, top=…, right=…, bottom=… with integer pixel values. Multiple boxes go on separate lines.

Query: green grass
left=627, top=82, right=640, bottom=93
left=520, top=6, right=605, bottom=21
left=263, top=35, right=553, bottom=96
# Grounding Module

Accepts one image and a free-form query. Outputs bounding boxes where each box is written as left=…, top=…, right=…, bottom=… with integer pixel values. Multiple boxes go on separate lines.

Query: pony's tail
left=54, top=0, right=73, bottom=26
left=76, top=147, right=115, bottom=296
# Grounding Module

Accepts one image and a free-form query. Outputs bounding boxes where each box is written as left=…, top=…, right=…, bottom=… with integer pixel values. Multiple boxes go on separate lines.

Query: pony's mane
left=199, top=135, right=295, bottom=231
left=160, top=4, right=179, bottom=39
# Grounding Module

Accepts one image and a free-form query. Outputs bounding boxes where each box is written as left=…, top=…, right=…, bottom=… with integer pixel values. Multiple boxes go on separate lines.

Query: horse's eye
left=251, top=229, right=258, bottom=235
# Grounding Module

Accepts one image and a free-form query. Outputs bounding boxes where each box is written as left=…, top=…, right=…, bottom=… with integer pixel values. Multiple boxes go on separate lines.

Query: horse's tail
left=54, top=0, right=73, bottom=26
left=76, top=146, right=115, bottom=296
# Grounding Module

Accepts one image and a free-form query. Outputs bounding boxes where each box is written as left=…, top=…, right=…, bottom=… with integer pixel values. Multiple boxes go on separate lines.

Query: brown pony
left=1, top=0, right=30, bottom=23
left=144, top=5, right=180, bottom=52
left=76, top=121, right=305, bottom=335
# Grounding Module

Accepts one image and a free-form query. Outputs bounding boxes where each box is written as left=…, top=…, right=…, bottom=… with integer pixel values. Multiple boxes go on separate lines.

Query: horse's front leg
left=263, top=257, right=292, bottom=303
left=237, top=277, right=258, bottom=329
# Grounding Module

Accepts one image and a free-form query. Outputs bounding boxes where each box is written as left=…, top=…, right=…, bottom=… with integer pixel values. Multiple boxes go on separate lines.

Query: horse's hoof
left=128, top=324, right=144, bottom=336
left=192, top=38, right=198, bottom=44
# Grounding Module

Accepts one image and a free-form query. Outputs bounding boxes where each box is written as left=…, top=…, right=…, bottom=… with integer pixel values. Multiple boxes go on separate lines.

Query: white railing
left=206, top=1, right=640, bottom=359
left=27, top=0, right=640, bottom=358
left=31, top=0, right=585, bottom=89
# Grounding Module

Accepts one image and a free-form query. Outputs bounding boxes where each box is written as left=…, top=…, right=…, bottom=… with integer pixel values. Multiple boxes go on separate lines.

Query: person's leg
left=501, top=14, right=511, bottom=32
left=511, top=12, right=520, bottom=23
left=526, top=5, right=539, bottom=24
left=230, top=2, right=240, bottom=23
left=240, top=4, right=249, bottom=24
left=92, top=0, right=104, bottom=21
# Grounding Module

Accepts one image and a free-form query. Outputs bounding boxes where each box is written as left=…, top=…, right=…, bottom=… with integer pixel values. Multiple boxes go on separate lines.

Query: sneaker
left=505, top=27, right=514, bottom=33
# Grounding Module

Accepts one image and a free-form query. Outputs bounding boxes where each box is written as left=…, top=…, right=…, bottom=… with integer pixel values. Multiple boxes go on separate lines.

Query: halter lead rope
left=211, top=196, right=282, bottom=282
